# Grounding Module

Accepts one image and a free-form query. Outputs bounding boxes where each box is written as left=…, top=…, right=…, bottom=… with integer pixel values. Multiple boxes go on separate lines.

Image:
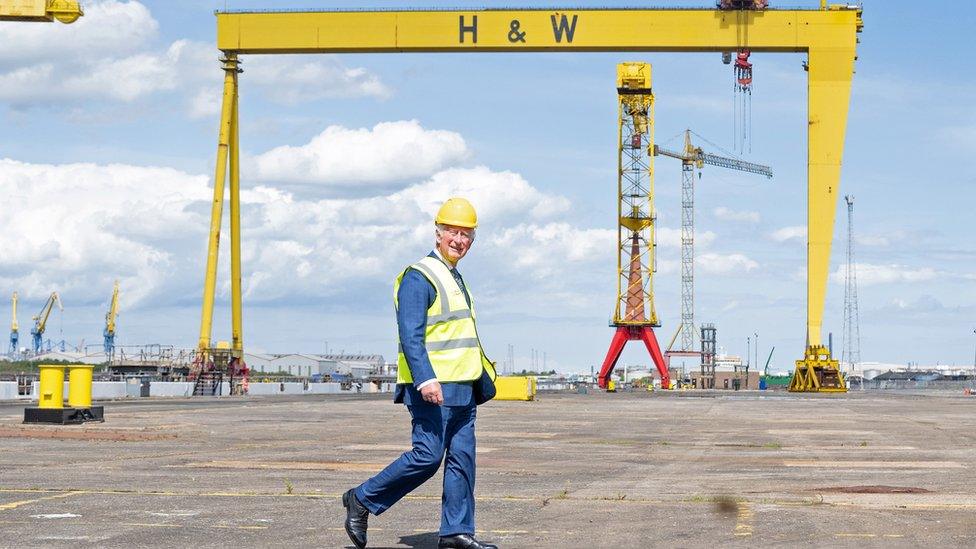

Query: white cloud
left=0, top=3, right=390, bottom=115
left=654, top=227, right=717, bottom=248
left=0, top=40, right=191, bottom=105
left=0, top=0, right=157, bottom=67
left=486, top=223, right=615, bottom=278
left=830, top=263, right=939, bottom=286
left=246, top=55, right=392, bottom=103
left=721, top=300, right=740, bottom=312
left=249, top=121, right=469, bottom=188
left=696, top=253, right=759, bottom=274
left=771, top=225, right=807, bottom=243
left=0, top=158, right=211, bottom=306
left=856, top=234, right=890, bottom=247
left=188, top=87, right=221, bottom=119
left=398, top=166, right=571, bottom=222
left=713, top=206, right=760, bottom=223
left=0, top=155, right=575, bottom=308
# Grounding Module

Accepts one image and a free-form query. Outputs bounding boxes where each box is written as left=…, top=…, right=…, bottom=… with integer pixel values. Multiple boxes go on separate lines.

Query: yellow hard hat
left=435, top=197, right=478, bottom=228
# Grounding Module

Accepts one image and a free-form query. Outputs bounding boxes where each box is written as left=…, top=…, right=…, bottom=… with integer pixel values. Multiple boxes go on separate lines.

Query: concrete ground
left=1, top=390, right=975, bottom=548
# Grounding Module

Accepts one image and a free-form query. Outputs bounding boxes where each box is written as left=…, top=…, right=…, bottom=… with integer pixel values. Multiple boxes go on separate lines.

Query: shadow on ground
left=346, top=531, right=440, bottom=548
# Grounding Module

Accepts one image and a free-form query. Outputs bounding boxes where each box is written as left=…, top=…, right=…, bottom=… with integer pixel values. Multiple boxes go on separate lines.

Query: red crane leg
left=638, top=326, right=671, bottom=389
left=597, top=327, right=630, bottom=388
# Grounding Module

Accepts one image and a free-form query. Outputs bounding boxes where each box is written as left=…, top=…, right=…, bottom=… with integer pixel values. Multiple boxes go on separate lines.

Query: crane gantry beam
left=207, top=6, right=862, bottom=388
left=0, top=0, right=82, bottom=23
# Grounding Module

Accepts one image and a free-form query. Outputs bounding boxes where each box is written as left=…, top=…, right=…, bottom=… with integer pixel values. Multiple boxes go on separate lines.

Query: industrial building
left=246, top=353, right=389, bottom=379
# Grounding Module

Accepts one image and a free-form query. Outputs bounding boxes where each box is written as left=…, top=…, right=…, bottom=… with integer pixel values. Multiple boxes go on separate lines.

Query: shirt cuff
left=416, top=378, right=438, bottom=390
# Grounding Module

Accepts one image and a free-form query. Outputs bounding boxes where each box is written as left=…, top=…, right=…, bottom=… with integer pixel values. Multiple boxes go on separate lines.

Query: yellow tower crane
left=31, top=292, right=62, bottom=355
left=104, top=281, right=119, bottom=357
left=0, top=0, right=82, bottom=23
left=9, top=292, right=18, bottom=357
left=596, top=62, right=670, bottom=391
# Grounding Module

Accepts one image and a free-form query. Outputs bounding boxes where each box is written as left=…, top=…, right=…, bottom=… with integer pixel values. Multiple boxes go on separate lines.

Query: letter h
left=459, top=15, right=478, bottom=43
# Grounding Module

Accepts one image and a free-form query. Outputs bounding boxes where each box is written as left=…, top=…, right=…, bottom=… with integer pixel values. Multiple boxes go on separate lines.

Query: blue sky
left=1, top=0, right=973, bottom=373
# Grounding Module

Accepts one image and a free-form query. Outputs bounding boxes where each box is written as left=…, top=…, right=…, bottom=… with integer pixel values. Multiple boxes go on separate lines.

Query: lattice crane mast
left=9, top=292, right=18, bottom=356
left=0, top=0, right=82, bottom=23
left=31, top=292, right=62, bottom=354
left=597, top=62, right=671, bottom=391
left=655, top=130, right=772, bottom=355
left=104, top=281, right=119, bottom=356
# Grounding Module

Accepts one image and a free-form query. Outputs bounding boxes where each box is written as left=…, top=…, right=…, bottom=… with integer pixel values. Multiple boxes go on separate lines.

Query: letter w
left=550, top=14, right=578, bottom=43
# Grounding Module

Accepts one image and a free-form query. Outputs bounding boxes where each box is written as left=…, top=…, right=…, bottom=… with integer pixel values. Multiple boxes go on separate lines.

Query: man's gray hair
left=435, top=223, right=476, bottom=242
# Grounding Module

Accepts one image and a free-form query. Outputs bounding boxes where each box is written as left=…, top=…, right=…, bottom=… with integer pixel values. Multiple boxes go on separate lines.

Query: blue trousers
left=355, top=402, right=477, bottom=536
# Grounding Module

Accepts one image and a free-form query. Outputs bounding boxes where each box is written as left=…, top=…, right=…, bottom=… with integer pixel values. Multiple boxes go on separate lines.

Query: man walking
left=343, top=197, right=498, bottom=549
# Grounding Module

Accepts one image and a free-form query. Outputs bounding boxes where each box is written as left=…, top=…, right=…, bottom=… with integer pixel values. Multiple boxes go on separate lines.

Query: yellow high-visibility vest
left=394, top=256, right=492, bottom=385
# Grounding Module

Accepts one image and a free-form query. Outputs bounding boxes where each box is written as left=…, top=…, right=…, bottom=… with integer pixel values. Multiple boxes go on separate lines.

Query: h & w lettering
left=550, top=14, right=578, bottom=43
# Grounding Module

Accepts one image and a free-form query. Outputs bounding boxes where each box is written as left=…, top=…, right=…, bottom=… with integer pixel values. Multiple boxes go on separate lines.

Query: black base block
left=24, top=406, right=104, bottom=425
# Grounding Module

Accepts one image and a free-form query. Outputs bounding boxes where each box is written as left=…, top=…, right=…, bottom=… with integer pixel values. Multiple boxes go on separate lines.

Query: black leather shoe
left=438, top=534, right=498, bottom=549
left=342, top=489, right=369, bottom=549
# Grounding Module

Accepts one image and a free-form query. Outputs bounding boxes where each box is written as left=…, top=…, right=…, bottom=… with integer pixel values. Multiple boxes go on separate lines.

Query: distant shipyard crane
left=104, top=281, right=120, bottom=356
left=596, top=62, right=670, bottom=391
left=9, top=292, right=18, bottom=356
left=31, top=292, right=62, bottom=355
left=655, top=130, right=772, bottom=355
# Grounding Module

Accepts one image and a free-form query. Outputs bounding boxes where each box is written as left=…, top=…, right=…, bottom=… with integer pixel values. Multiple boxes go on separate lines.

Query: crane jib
left=701, top=153, right=773, bottom=178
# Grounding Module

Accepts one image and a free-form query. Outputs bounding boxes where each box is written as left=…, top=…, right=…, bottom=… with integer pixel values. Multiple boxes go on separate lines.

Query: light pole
left=746, top=336, right=751, bottom=390
left=754, top=332, right=759, bottom=374
left=972, top=329, right=976, bottom=384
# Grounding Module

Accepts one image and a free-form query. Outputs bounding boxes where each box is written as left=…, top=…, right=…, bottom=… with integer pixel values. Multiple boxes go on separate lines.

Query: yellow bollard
left=67, top=365, right=95, bottom=408
left=37, top=365, right=65, bottom=409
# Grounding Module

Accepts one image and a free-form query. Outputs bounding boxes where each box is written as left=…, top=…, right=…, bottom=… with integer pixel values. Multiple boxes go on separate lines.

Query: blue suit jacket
left=394, top=252, right=473, bottom=406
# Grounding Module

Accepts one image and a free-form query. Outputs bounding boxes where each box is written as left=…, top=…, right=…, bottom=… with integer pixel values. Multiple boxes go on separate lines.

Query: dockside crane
left=597, top=62, right=671, bottom=391
left=655, top=130, right=771, bottom=356
left=31, top=292, right=63, bottom=355
left=104, top=281, right=119, bottom=356
left=9, top=292, right=18, bottom=356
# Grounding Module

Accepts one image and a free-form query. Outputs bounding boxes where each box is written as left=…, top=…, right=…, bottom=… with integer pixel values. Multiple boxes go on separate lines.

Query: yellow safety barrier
left=67, top=364, right=94, bottom=408
left=494, top=376, right=536, bottom=401
left=37, top=364, right=65, bottom=409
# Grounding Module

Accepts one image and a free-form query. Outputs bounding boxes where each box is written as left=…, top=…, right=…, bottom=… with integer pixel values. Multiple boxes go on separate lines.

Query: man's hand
left=419, top=381, right=443, bottom=405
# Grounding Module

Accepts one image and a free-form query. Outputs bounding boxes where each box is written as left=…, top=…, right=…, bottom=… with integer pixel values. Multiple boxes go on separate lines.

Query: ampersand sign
left=508, top=19, right=526, bottom=43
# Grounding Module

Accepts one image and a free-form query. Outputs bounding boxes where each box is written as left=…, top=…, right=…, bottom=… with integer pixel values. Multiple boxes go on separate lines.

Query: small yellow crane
left=104, top=281, right=119, bottom=356
left=31, top=292, right=62, bottom=354
left=9, top=292, right=18, bottom=356
left=0, top=0, right=83, bottom=23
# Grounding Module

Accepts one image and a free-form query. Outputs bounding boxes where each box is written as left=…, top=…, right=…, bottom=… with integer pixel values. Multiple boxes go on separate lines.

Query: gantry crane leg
left=197, top=54, right=245, bottom=376
left=790, top=47, right=855, bottom=392
left=598, top=326, right=669, bottom=389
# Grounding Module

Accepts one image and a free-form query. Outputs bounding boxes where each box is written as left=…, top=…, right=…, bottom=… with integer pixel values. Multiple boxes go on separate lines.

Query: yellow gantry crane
left=210, top=5, right=861, bottom=392
left=9, top=292, right=18, bottom=356
left=31, top=292, right=62, bottom=354
left=0, top=0, right=82, bottom=23
left=104, top=281, right=120, bottom=356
